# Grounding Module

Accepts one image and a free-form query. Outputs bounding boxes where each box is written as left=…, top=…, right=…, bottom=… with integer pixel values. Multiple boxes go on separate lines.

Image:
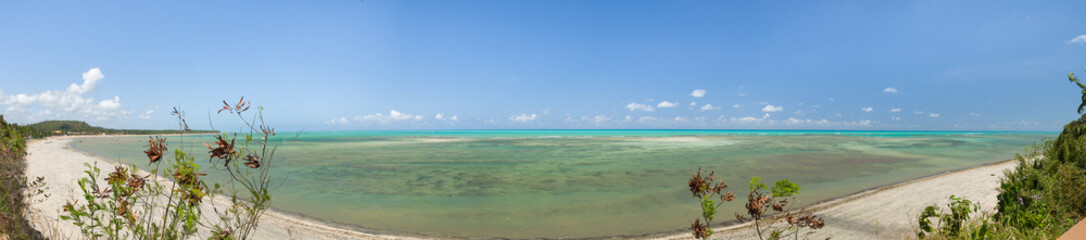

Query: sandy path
left=24, top=137, right=427, bottom=240
left=25, top=136, right=1015, bottom=240
left=654, top=160, right=1015, bottom=240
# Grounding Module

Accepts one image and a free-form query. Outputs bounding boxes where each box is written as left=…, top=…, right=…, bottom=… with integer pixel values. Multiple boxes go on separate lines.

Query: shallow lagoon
left=71, top=130, right=1051, bottom=238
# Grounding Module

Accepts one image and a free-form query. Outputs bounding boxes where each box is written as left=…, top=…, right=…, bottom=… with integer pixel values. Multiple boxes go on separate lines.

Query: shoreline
left=28, top=135, right=1018, bottom=239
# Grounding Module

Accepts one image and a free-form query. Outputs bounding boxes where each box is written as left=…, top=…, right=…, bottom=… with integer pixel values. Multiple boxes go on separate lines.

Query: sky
left=1, top=1, right=1086, bottom=131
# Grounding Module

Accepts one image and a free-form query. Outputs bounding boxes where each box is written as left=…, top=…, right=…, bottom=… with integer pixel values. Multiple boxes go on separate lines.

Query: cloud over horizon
left=0, top=68, right=131, bottom=123
left=355, top=110, right=425, bottom=123
left=509, top=113, right=539, bottom=123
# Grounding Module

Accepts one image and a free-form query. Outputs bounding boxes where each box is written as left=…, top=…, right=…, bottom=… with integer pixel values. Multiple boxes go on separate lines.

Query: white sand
left=24, top=136, right=428, bottom=240
left=26, top=136, right=1015, bottom=240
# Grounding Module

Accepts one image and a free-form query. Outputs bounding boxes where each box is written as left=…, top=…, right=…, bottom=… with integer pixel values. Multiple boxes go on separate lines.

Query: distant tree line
left=23, top=120, right=217, bottom=138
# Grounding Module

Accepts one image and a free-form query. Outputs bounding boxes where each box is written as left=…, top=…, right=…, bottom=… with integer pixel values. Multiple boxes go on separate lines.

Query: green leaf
left=749, top=176, right=766, bottom=191
left=771, top=179, right=801, bottom=197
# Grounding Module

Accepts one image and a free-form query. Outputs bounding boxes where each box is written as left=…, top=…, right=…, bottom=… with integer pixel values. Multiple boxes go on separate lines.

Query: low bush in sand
left=61, top=97, right=285, bottom=240
left=686, top=168, right=824, bottom=240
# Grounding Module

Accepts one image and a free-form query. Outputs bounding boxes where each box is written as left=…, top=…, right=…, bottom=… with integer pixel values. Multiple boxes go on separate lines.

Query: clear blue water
left=70, top=130, right=1053, bottom=238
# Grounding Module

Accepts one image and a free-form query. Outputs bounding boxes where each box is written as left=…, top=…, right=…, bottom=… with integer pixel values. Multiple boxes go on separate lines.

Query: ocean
left=69, top=130, right=1052, bottom=238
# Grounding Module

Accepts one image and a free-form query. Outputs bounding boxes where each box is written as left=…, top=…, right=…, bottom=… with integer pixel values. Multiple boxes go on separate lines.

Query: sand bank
left=26, top=136, right=1015, bottom=240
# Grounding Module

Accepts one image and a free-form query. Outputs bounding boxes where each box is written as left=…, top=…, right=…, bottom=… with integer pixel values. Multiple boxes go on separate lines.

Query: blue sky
left=1, top=0, right=1085, bottom=131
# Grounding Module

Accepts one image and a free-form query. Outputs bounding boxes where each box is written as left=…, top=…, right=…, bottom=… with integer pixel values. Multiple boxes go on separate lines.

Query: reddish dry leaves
left=104, top=166, right=129, bottom=185
left=205, top=135, right=237, bottom=165
left=688, top=167, right=735, bottom=239
left=218, top=97, right=251, bottom=114
left=746, top=191, right=771, bottom=216
left=688, top=167, right=732, bottom=199
left=243, top=154, right=261, bottom=168
left=691, top=219, right=710, bottom=239
left=102, top=167, right=147, bottom=222
left=212, top=227, right=234, bottom=240
left=171, top=170, right=207, bottom=207
left=793, top=214, right=825, bottom=229
left=144, top=136, right=167, bottom=163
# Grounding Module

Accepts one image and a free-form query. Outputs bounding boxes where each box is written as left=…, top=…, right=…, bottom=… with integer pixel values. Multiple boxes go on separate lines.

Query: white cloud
left=700, top=104, right=720, bottom=111
left=890, top=108, right=902, bottom=112
left=891, top=117, right=901, bottom=121
left=734, top=113, right=772, bottom=123
left=689, top=102, right=697, bottom=106
left=509, top=113, right=539, bottom=123
left=861, top=107, right=873, bottom=112
left=828, top=97, right=835, bottom=101
left=1069, top=34, right=1086, bottom=44
left=733, top=104, right=743, bottom=108
left=355, top=110, right=424, bottom=123
left=691, top=89, right=707, bottom=98
left=883, top=87, right=898, bottom=93
left=638, top=116, right=657, bottom=122
left=762, top=104, right=783, bottom=112
left=581, top=115, right=611, bottom=123
left=929, top=113, right=940, bottom=117
left=435, top=113, right=459, bottom=121
left=138, top=105, right=159, bottom=120
left=329, top=117, right=349, bottom=125
left=674, top=116, right=687, bottom=122
left=970, top=112, right=981, bottom=117
left=97, top=96, right=122, bottom=110
left=625, top=102, right=655, bottom=112
left=657, top=101, right=679, bottom=108
left=0, top=68, right=132, bottom=123
left=68, top=68, right=104, bottom=94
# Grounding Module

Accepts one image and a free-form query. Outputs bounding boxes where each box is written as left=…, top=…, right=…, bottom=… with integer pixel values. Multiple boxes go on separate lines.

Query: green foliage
left=921, top=68, right=1086, bottom=239
left=0, top=115, right=46, bottom=239
left=738, top=176, right=823, bottom=240
left=771, top=179, right=801, bottom=198
left=917, top=195, right=980, bottom=239
left=749, top=176, right=767, bottom=192
left=686, top=168, right=734, bottom=239
left=1069, top=69, right=1086, bottom=114
left=701, top=195, right=717, bottom=223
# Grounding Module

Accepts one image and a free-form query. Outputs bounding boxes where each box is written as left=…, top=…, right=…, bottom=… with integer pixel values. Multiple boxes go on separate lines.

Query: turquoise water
left=70, top=130, right=1053, bottom=238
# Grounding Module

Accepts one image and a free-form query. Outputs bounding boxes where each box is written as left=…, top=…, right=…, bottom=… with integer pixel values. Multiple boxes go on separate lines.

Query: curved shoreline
left=28, top=135, right=1017, bottom=239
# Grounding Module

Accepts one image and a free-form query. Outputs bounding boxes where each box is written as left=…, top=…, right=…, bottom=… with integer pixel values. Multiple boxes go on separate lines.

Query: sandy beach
left=655, top=160, right=1015, bottom=240
left=25, top=135, right=1015, bottom=240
